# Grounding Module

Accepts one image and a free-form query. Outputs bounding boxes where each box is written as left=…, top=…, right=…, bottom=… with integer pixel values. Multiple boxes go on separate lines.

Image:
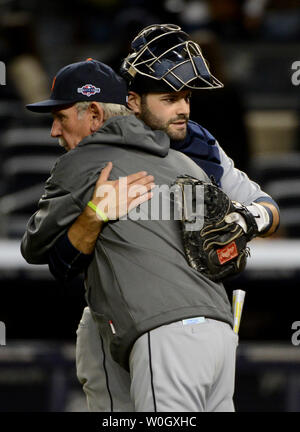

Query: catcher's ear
left=127, top=91, right=142, bottom=115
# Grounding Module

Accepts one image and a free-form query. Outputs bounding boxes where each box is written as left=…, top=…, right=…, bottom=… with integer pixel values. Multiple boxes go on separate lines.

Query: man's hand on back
left=68, top=162, right=155, bottom=254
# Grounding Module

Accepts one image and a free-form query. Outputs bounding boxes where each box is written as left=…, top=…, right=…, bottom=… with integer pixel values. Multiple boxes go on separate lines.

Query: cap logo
left=77, top=84, right=101, bottom=97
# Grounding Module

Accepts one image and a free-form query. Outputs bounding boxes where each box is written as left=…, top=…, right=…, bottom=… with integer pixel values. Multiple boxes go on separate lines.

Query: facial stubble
left=139, top=97, right=188, bottom=141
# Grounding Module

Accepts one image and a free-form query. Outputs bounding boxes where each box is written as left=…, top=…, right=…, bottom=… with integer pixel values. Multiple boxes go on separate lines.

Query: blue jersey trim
left=254, top=196, right=280, bottom=213
left=170, top=120, right=223, bottom=186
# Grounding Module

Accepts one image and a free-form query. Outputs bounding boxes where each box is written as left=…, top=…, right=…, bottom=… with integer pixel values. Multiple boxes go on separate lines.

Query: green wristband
left=87, top=201, right=109, bottom=223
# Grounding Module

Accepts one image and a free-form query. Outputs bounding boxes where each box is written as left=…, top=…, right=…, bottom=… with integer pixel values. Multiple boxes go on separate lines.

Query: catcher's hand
left=173, top=175, right=259, bottom=282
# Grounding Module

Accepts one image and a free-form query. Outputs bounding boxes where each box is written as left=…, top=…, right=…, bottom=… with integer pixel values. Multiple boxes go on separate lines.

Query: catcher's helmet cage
left=120, top=24, right=223, bottom=92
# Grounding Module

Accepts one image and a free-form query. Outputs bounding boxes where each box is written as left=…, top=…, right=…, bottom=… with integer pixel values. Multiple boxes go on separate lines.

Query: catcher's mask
left=120, top=23, right=223, bottom=92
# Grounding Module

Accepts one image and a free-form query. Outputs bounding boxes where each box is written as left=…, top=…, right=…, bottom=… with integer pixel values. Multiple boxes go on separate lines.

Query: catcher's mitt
left=173, top=175, right=258, bottom=282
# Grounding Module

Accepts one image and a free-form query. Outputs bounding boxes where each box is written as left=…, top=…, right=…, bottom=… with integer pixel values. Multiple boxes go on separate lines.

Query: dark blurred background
left=0, top=0, right=300, bottom=412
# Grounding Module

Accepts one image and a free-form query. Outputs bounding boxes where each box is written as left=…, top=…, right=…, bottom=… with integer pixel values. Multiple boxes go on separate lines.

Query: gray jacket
left=21, top=115, right=261, bottom=370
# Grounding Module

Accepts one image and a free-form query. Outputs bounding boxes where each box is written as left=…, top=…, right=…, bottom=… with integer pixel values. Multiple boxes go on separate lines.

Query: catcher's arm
left=48, top=163, right=155, bottom=281
left=174, top=175, right=280, bottom=282
left=253, top=201, right=280, bottom=236
left=216, top=143, right=280, bottom=236
left=67, top=163, right=155, bottom=253
left=225, top=199, right=280, bottom=240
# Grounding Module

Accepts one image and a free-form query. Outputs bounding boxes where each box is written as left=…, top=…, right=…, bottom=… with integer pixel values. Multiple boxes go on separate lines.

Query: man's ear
left=127, top=91, right=142, bottom=115
left=89, top=102, right=105, bottom=132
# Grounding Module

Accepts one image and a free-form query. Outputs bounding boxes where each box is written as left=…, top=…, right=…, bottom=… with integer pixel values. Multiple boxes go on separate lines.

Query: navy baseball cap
left=26, top=58, right=128, bottom=113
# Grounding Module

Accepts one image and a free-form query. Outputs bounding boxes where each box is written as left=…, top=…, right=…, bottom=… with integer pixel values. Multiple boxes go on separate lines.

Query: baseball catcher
left=174, top=175, right=271, bottom=281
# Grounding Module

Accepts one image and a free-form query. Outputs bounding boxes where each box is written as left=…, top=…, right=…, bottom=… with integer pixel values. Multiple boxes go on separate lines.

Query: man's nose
left=51, top=118, right=62, bottom=137
left=176, top=98, right=190, bottom=116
